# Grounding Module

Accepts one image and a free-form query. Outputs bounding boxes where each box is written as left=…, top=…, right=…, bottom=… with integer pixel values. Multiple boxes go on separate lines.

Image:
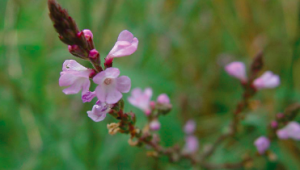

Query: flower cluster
left=59, top=30, right=138, bottom=122
left=225, top=61, right=280, bottom=90
left=128, top=88, right=172, bottom=131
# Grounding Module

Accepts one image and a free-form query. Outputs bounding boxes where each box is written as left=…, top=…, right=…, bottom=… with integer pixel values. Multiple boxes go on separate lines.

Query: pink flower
left=254, top=136, right=270, bottom=155
left=149, top=119, right=161, bottom=131
left=59, top=60, right=94, bottom=95
left=183, top=136, right=199, bottom=154
left=225, top=62, right=247, bottom=82
left=128, top=88, right=152, bottom=114
left=157, top=94, right=170, bottom=104
left=184, top=120, right=196, bottom=135
left=253, top=71, right=280, bottom=90
left=276, top=121, right=300, bottom=140
left=106, top=30, right=138, bottom=61
left=87, top=101, right=111, bottom=122
left=93, top=68, right=131, bottom=104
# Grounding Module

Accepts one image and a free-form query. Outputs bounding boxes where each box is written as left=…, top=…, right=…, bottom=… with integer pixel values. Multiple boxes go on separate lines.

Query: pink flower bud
left=83, top=29, right=93, bottom=39
left=254, top=136, right=270, bottom=155
left=184, top=120, right=196, bottom=135
left=149, top=120, right=160, bottom=131
left=157, top=94, right=170, bottom=104
left=225, top=62, right=247, bottom=82
left=253, top=71, right=280, bottom=90
left=89, top=49, right=99, bottom=59
left=270, top=121, right=278, bottom=129
left=68, top=45, right=79, bottom=52
left=276, top=121, right=300, bottom=140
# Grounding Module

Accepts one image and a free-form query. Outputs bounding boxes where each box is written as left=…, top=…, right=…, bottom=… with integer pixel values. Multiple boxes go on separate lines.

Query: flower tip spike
left=225, top=61, right=247, bottom=82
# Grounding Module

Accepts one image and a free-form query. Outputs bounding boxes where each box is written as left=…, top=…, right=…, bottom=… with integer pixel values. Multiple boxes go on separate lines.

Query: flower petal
left=62, top=60, right=87, bottom=71
left=62, top=79, right=85, bottom=94
left=116, top=76, right=131, bottom=93
left=118, top=30, right=134, bottom=42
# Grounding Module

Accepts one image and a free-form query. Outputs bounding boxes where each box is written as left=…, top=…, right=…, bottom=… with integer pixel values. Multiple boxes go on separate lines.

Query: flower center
left=104, top=78, right=112, bottom=85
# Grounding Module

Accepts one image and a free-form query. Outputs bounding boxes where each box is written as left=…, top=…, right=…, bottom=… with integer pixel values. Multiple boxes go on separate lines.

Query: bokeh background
left=1, top=0, right=300, bottom=169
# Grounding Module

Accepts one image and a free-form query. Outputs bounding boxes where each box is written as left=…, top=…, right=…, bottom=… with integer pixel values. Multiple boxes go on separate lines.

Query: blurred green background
left=1, top=0, right=300, bottom=169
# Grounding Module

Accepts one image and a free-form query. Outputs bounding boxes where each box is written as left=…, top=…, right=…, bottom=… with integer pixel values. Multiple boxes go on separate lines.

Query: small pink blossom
left=184, top=120, right=196, bottom=135
left=87, top=101, right=111, bottom=122
left=254, top=136, right=270, bottom=155
left=93, top=68, right=131, bottom=104
left=106, top=30, right=138, bottom=61
left=225, top=62, right=247, bottom=82
left=253, top=71, right=280, bottom=90
left=128, top=88, right=152, bottom=114
left=183, top=136, right=199, bottom=154
left=59, top=60, right=94, bottom=95
left=157, top=94, right=170, bottom=104
left=149, top=119, right=161, bottom=131
left=276, top=121, right=300, bottom=140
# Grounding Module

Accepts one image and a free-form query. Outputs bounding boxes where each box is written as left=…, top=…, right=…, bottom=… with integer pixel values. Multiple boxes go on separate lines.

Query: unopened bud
left=149, top=120, right=160, bottom=131
left=89, top=49, right=99, bottom=59
left=270, top=121, right=278, bottom=129
left=83, top=29, right=93, bottom=39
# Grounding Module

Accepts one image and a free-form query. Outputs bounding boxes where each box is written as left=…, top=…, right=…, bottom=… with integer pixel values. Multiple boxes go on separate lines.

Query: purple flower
left=225, top=62, right=247, bottom=82
left=184, top=120, right=196, bottom=135
left=106, top=30, right=138, bottom=61
left=93, top=68, right=131, bottom=104
left=87, top=101, right=111, bottom=122
left=253, top=71, right=280, bottom=90
left=81, top=91, right=96, bottom=103
left=59, top=60, right=94, bottom=95
left=157, top=94, right=170, bottom=104
left=254, top=136, right=270, bottom=155
left=183, top=136, right=199, bottom=154
left=276, top=121, right=300, bottom=140
left=149, top=119, right=161, bottom=131
left=128, top=88, right=152, bottom=114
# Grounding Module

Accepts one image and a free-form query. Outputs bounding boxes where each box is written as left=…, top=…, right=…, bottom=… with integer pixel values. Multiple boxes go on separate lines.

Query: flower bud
left=270, top=121, right=278, bottom=129
left=157, top=94, right=170, bottom=104
left=83, top=29, right=93, bottom=39
left=89, top=49, right=99, bottom=59
left=149, top=119, right=160, bottom=131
